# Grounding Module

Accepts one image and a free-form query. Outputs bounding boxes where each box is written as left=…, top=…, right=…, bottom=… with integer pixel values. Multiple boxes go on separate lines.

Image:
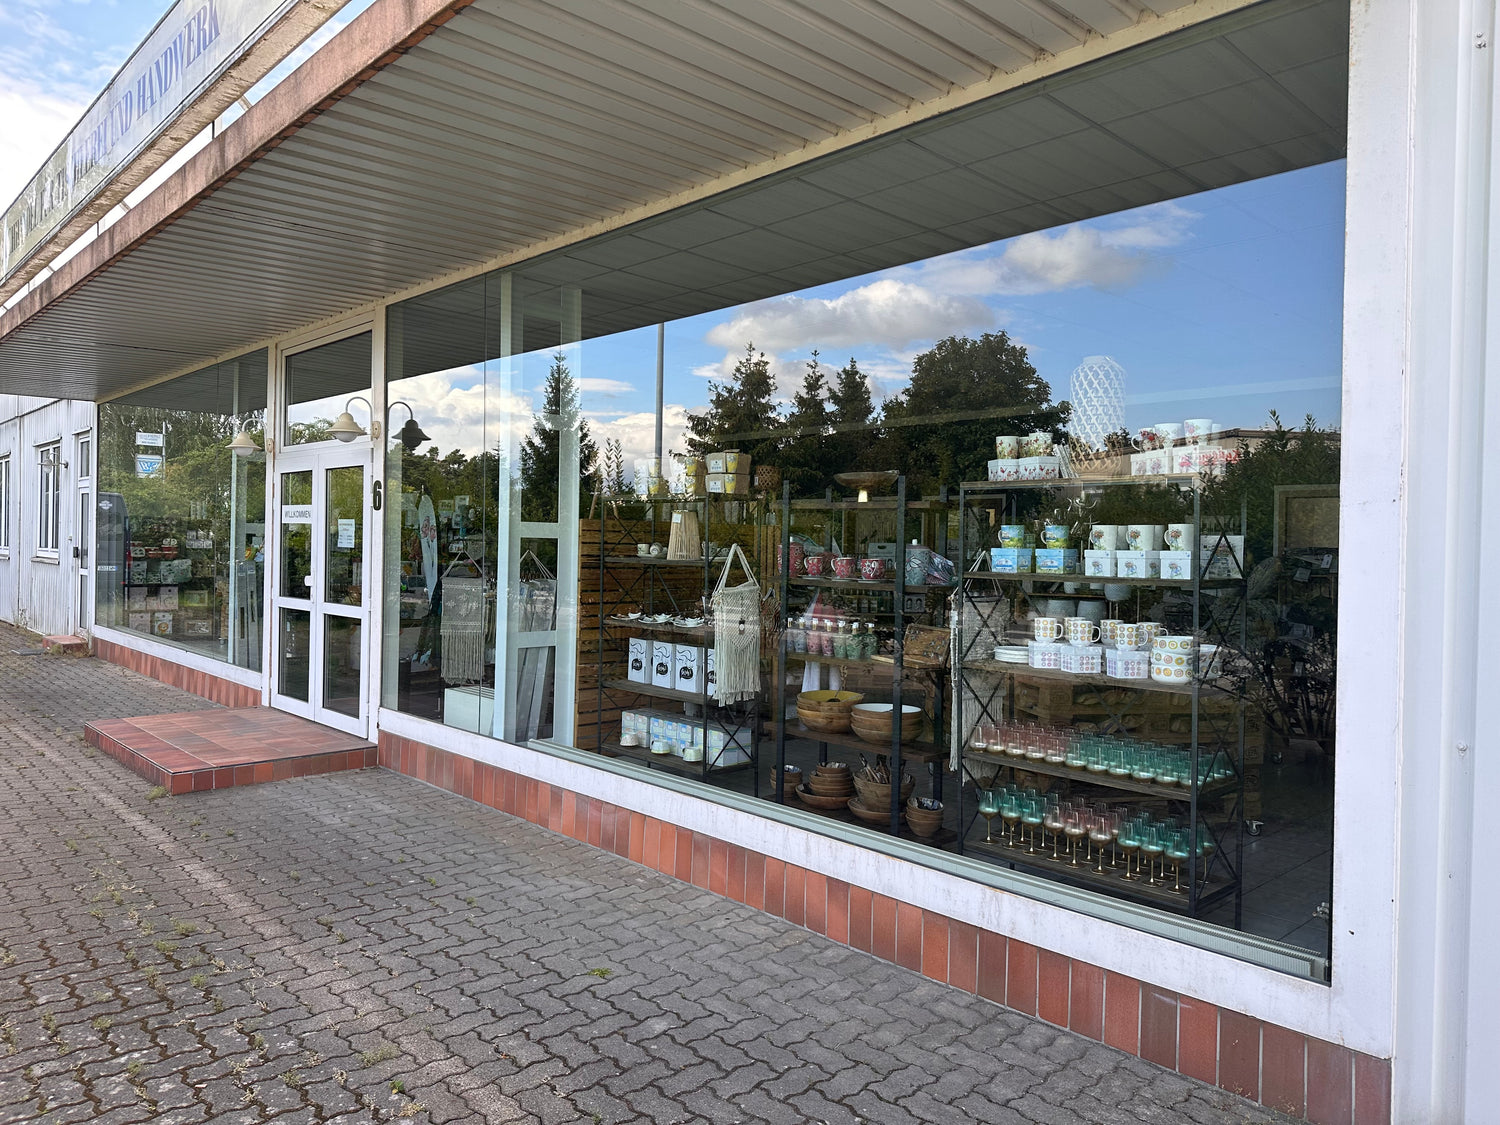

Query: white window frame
left=36, top=441, right=61, bottom=556
left=75, top=431, right=92, bottom=483
left=0, top=454, right=10, bottom=555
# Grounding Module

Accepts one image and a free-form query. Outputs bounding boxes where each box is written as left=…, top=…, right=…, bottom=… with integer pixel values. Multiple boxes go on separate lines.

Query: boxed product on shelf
left=128, top=612, right=151, bottom=632
left=682, top=457, right=707, bottom=496
left=1083, top=550, right=1115, bottom=577
left=156, top=584, right=180, bottom=610
left=991, top=547, right=1033, bottom=573
left=183, top=618, right=213, bottom=638
left=1116, top=550, right=1161, bottom=579
left=673, top=644, right=702, bottom=691
left=1105, top=647, right=1150, bottom=679
left=151, top=611, right=174, bottom=636
left=706, top=471, right=751, bottom=495
left=1028, top=640, right=1064, bottom=669
left=687, top=724, right=752, bottom=767
left=704, top=647, right=716, bottom=691
left=126, top=587, right=147, bottom=608
left=1034, top=548, right=1078, bottom=575
left=1200, top=534, right=1245, bottom=579
left=987, top=458, right=1020, bottom=482
left=1160, top=550, right=1194, bottom=580
left=129, top=561, right=148, bottom=583
left=1059, top=644, right=1104, bottom=674
left=627, top=637, right=650, bottom=683
left=651, top=640, right=675, bottom=688
left=865, top=541, right=897, bottom=561
left=706, top=450, right=749, bottom=475
left=1018, top=455, right=1061, bottom=480
left=159, top=559, right=193, bottom=584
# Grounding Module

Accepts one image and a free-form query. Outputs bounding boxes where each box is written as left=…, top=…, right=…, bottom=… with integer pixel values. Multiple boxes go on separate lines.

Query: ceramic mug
left=778, top=542, right=805, bottom=575
left=999, top=524, right=1026, bottom=548
left=1099, top=619, right=1126, bottom=645
left=1115, top=623, right=1147, bottom=650
left=832, top=555, right=858, bottom=580
left=1154, top=422, right=1185, bottom=446
left=1064, top=617, right=1100, bottom=646
left=803, top=553, right=827, bottom=577
left=1184, top=418, right=1215, bottom=441
left=1163, top=523, right=1196, bottom=551
left=1040, top=524, right=1070, bottom=549
left=636, top=543, right=651, bottom=557
left=681, top=742, right=704, bottom=763
left=995, top=435, right=1020, bottom=458
left=619, top=732, right=640, bottom=748
left=1033, top=617, right=1065, bottom=642
left=1139, top=622, right=1166, bottom=646
left=1126, top=524, right=1164, bottom=550
left=649, top=543, right=664, bottom=557
left=859, top=556, right=887, bottom=581
left=1024, top=430, right=1053, bottom=457
left=1089, top=525, right=1122, bottom=550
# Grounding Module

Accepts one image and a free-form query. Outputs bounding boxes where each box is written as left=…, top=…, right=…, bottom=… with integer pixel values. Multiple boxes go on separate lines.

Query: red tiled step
left=84, top=708, right=375, bottom=794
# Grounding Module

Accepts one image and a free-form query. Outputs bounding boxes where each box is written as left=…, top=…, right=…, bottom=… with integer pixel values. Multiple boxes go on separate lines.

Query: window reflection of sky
left=397, top=161, right=1344, bottom=478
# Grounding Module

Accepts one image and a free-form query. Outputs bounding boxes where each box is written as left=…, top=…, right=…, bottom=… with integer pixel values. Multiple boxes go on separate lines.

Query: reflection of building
left=0, top=397, right=96, bottom=637
left=1069, top=355, right=1125, bottom=450
left=0, top=1, right=1492, bottom=1121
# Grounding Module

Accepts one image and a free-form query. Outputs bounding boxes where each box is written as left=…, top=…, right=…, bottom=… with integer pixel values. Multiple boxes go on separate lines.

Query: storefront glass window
left=95, top=351, right=268, bottom=669
left=382, top=0, right=1345, bottom=973
left=285, top=333, right=371, bottom=446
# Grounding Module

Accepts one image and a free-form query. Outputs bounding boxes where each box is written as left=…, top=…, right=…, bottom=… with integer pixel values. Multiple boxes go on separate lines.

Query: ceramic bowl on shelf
left=845, top=796, right=896, bottom=824
left=905, top=797, right=944, bottom=838
left=796, top=785, right=852, bottom=810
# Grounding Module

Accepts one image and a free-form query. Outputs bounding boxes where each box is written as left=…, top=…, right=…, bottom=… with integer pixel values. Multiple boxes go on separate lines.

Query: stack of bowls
left=905, top=798, right=945, bottom=838
left=849, top=702, right=923, bottom=746
left=798, top=762, right=854, bottom=809
left=796, top=689, right=865, bottom=733
left=852, top=768, right=916, bottom=810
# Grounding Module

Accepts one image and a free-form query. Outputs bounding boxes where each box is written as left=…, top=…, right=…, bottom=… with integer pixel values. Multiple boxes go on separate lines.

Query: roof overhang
left=0, top=0, right=1347, bottom=401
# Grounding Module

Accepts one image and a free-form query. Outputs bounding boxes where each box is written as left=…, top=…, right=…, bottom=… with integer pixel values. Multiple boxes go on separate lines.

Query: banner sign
left=1, top=0, right=295, bottom=284
left=135, top=454, right=165, bottom=478
left=136, top=431, right=165, bottom=447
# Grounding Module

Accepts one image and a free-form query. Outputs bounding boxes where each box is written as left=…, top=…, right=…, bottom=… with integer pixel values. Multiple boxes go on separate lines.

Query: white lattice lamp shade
left=1070, top=355, right=1126, bottom=451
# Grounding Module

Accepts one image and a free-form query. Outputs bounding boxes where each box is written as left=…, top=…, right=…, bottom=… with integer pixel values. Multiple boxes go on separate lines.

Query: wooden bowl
left=806, top=775, right=855, bottom=796
left=849, top=703, right=923, bottom=746
left=812, top=761, right=851, bottom=775
left=852, top=774, right=915, bottom=808
left=905, top=798, right=944, bottom=837
left=796, top=786, right=852, bottom=810
left=771, top=767, right=803, bottom=794
left=846, top=796, right=897, bottom=824
left=797, top=690, right=864, bottom=713
left=796, top=708, right=852, bottom=734
left=833, top=470, right=899, bottom=492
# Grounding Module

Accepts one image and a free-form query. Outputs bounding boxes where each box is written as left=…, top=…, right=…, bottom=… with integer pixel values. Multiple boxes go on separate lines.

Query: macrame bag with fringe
left=710, top=542, right=761, bottom=704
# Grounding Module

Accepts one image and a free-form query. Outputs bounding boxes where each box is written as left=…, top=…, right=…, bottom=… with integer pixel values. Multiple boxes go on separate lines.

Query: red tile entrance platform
left=85, top=708, right=376, bottom=795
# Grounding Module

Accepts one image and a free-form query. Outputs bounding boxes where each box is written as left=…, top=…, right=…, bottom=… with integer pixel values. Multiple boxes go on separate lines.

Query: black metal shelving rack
left=592, top=494, right=760, bottom=789
left=953, top=475, right=1249, bottom=921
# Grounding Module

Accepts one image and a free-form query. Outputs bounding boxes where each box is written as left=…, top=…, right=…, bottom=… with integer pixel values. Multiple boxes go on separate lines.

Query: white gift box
left=990, top=547, right=1033, bottom=573
left=1116, top=550, right=1161, bottom=579
left=651, top=640, right=675, bottom=688
left=674, top=645, right=703, bottom=693
left=1200, top=534, right=1246, bottom=579
left=1083, top=550, right=1115, bottom=578
left=1160, top=550, right=1194, bottom=581
left=1059, top=644, right=1103, bottom=674
left=704, top=648, right=717, bottom=691
left=1019, top=455, right=1061, bottom=481
left=627, top=637, right=651, bottom=683
left=987, top=458, right=1021, bottom=482
left=1105, top=647, right=1151, bottom=679
left=1034, top=548, right=1078, bottom=575
left=1028, top=641, right=1065, bottom=669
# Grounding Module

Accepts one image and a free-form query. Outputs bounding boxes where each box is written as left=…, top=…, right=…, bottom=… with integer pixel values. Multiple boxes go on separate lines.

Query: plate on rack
left=641, top=613, right=671, bottom=624
left=672, top=616, right=705, bottom=628
left=994, top=646, right=1028, bottom=663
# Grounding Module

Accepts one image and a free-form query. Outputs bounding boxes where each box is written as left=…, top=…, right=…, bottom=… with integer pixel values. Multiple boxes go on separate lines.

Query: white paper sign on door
left=282, top=505, right=313, bottom=524
left=337, top=518, right=356, bottom=548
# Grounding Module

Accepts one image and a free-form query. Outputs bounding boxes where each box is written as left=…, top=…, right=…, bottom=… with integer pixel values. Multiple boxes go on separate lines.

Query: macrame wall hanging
left=710, top=542, right=761, bottom=704
left=439, top=548, right=489, bottom=685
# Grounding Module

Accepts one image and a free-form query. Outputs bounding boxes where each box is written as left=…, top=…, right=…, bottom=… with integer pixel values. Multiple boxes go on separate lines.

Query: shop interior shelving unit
left=591, top=495, right=761, bottom=787
left=954, top=475, right=1248, bottom=920
left=770, top=476, right=955, bottom=841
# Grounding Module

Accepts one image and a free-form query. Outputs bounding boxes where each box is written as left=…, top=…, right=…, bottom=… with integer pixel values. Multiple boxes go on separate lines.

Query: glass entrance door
left=271, top=448, right=371, bottom=736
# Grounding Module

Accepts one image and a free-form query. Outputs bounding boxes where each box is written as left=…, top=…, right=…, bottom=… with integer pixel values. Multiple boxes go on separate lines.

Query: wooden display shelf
left=962, top=747, right=1236, bottom=803
left=961, top=658, right=1231, bottom=698
left=789, top=575, right=952, bottom=593
left=604, top=617, right=713, bottom=641
left=962, top=571, right=1241, bottom=590
left=600, top=740, right=751, bottom=776
left=775, top=720, right=946, bottom=764
left=763, top=789, right=958, bottom=847
left=599, top=556, right=711, bottom=568
left=602, top=677, right=718, bottom=706
left=965, top=836, right=1236, bottom=912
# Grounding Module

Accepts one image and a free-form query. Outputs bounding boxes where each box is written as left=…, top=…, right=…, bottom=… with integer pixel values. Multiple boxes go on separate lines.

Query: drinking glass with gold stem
left=976, top=787, right=1002, bottom=844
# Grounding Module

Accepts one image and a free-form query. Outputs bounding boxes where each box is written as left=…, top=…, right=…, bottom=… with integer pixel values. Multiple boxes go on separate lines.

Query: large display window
left=381, top=0, right=1345, bottom=977
left=95, top=351, right=267, bottom=669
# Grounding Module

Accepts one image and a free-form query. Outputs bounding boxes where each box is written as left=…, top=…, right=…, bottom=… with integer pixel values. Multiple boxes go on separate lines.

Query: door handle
left=304, top=575, right=315, bottom=588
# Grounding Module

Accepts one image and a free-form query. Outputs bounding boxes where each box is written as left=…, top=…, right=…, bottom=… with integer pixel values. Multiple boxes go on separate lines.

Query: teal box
left=989, top=547, right=1033, bottom=573
left=1034, top=548, right=1079, bottom=575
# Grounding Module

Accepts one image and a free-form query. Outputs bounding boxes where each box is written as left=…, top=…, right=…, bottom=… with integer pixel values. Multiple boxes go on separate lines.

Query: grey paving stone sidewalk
left=0, top=623, right=1294, bottom=1125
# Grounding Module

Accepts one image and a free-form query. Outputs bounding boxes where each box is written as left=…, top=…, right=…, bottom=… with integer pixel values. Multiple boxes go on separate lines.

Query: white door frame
left=268, top=442, right=374, bottom=737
